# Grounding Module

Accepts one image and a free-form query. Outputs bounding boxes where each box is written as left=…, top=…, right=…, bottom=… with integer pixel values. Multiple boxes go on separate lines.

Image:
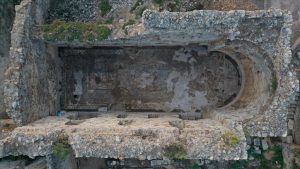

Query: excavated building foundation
left=0, top=0, right=298, bottom=164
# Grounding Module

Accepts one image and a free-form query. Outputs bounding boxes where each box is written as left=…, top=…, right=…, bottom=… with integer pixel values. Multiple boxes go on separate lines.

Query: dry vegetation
left=206, top=0, right=258, bottom=11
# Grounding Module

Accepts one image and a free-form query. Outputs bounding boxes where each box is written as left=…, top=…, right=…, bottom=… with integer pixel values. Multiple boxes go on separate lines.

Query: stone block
left=253, top=138, right=261, bottom=146
left=286, top=135, right=293, bottom=144
left=261, top=139, right=268, bottom=150
left=288, top=120, right=294, bottom=130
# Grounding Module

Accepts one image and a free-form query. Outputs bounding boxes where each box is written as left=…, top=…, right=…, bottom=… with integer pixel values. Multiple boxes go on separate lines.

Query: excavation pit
left=60, top=46, right=242, bottom=114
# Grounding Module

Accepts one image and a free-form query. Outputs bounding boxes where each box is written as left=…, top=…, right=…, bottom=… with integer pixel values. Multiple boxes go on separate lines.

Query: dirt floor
left=61, top=47, right=241, bottom=112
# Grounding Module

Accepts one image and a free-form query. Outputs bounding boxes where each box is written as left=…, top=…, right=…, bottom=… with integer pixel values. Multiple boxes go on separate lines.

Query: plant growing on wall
left=153, top=0, right=164, bottom=6
left=164, top=143, right=187, bottom=160
left=42, top=20, right=111, bottom=42
left=271, top=76, right=278, bottom=93
left=53, top=133, right=71, bottom=161
left=99, top=0, right=112, bottom=16
left=222, top=131, right=240, bottom=146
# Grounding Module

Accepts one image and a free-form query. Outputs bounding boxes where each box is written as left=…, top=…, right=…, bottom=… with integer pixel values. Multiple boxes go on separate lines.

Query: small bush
left=153, top=0, right=164, bottom=6
left=164, top=143, right=187, bottom=160
left=222, top=131, right=240, bottom=146
left=231, top=160, right=247, bottom=169
left=135, top=6, right=147, bottom=18
left=105, top=17, right=114, bottom=24
left=271, top=145, right=284, bottom=167
left=53, top=134, right=71, bottom=161
left=122, top=19, right=136, bottom=30
left=99, top=0, right=112, bottom=16
left=271, top=77, right=278, bottom=92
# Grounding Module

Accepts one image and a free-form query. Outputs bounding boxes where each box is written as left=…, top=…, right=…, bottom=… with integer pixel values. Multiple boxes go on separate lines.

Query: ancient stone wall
left=4, top=0, right=61, bottom=126
left=0, top=1, right=20, bottom=118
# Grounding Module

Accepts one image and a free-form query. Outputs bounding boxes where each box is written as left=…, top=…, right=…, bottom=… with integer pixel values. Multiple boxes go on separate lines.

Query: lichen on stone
left=222, top=131, right=240, bottom=146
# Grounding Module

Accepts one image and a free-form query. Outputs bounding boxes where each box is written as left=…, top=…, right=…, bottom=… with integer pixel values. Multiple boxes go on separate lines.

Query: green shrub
left=43, top=20, right=111, bottom=42
left=105, top=17, right=114, bottom=24
left=164, top=143, right=187, bottom=160
left=53, top=134, right=71, bottom=161
left=122, top=19, right=136, bottom=30
left=99, top=0, right=112, bottom=16
left=222, top=131, right=240, bottom=146
left=271, top=145, right=284, bottom=167
left=153, top=0, right=164, bottom=6
left=190, top=163, right=202, bottom=169
left=135, top=6, right=147, bottom=17
left=231, top=160, right=247, bottom=169
left=272, top=77, right=278, bottom=92
left=122, top=19, right=136, bottom=35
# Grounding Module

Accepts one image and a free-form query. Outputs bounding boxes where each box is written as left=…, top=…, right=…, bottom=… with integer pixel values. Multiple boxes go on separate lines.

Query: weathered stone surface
left=0, top=1, right=19, bottom=118
left=25, top=157, right=47, bottom=169
left=1, top=114, right=247, bottom=160
left=261, top=139, right=268, bottom=150
left=286, top=136, right=293, bottom=144
left=288, top=119, right=294, bottom=130
left=4, top=0, right=61, bottom=126
left=0, top=160, right=25, bottom=169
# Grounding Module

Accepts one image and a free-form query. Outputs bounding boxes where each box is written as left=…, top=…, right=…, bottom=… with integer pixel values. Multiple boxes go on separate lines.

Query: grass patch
left=99, top=0, right=112, bottom=16
left=105, top=17, right=114, bottom=24
left=164, top=143, right=187, bottom=160
left=135, top=6, right=147, bottom=18
left=272, top=77, right=278, bottom=92
left=43, top=20, right=111, bottom=42
left=53, top=134, right=71, bottom=161
left=222, top=131, right=240, bottom=146
left=153, top=0, right=164, bottom=6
